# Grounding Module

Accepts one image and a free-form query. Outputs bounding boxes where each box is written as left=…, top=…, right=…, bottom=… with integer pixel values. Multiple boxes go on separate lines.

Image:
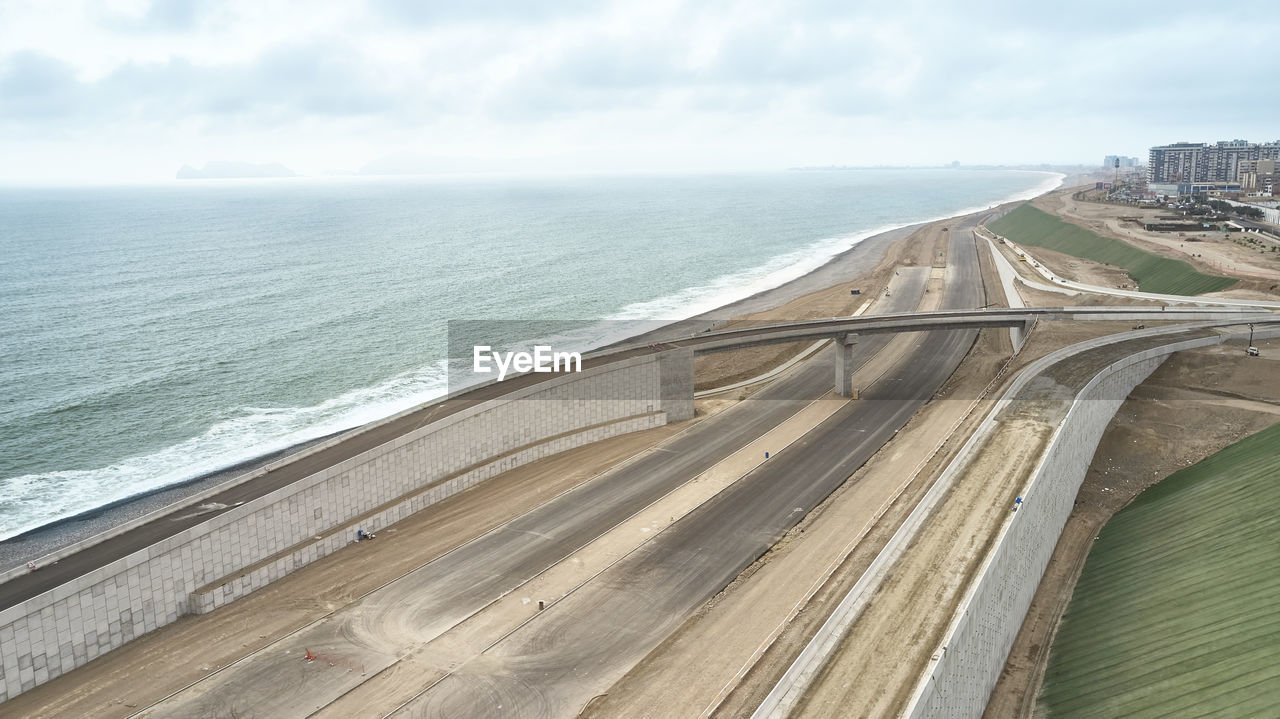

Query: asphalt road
left=134, top=271, right=933, bottom=718
left=390, top=223, right=988, bottom=717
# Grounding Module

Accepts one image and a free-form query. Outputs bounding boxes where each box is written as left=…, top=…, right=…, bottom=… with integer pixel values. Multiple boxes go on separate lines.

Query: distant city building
left=1238, top=158, right=1278, bottom=195
left=1103, top=155, right=1140, bottom=169
left=1147, top=140, right=1280, bottom=184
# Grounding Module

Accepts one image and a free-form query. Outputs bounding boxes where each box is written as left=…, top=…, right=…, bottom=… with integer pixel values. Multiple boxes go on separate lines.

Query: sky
left=1, top=0, right=1277, bottom=184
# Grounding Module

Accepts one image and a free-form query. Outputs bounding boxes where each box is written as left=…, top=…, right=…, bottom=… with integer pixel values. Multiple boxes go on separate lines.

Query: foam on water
left=0, top=361, right=450, bottom=538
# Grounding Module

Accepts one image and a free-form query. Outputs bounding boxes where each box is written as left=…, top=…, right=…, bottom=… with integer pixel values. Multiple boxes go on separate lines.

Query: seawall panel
left=0, top=349, right=690, bottom=703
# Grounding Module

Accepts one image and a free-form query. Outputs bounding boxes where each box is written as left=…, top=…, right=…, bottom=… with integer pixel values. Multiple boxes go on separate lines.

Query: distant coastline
left=789, top=163, right=1090, bottom=173
left=177, top=161, right=297, bottom=180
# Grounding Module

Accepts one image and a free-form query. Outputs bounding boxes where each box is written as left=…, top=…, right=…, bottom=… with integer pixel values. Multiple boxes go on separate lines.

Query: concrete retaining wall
left=0, top=349, right=692, bottom=702
left=187, top=412, right=665, bottom=614
left=902, top=329, right=1278, bottom=718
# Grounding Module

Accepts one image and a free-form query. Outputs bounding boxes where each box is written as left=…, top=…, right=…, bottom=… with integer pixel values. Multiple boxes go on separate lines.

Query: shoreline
left=0, top=221, right=916, bottom=571
left=0, top=175, right=1065, bottom=571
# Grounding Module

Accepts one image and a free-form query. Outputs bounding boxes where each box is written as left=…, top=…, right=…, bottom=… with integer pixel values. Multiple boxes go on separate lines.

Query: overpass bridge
left=632, top=305, right=1273, bottom=396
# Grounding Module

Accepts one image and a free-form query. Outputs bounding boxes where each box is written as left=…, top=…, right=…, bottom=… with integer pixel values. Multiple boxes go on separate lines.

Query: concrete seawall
left=0, top=348, right=692, bottom=702
left=901, top=328, right=1279, bottom=718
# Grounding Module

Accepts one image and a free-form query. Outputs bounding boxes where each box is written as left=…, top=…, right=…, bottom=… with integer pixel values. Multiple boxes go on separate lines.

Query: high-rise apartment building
left=1148, top=140, right=1280, bottom=183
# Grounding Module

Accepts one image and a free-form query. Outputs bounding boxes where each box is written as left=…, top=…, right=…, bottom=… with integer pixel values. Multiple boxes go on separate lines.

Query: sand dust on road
left=578, top=232, right=1005, bottom=719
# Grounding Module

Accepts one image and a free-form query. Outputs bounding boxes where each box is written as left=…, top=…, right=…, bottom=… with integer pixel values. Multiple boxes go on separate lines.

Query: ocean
left=0, top=169, right=1059, bottom=540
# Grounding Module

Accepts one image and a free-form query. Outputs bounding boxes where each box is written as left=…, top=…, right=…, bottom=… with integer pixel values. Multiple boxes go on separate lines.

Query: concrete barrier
left=0, top=349, right=691, bottom=702
left=901, top=326, right=1280, bottom=718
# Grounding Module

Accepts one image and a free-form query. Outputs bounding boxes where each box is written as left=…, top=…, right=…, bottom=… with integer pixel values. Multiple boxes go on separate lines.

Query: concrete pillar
left=1011, top=318, right=1035, bottom=354
left=835, top=333, right=857, bottom=397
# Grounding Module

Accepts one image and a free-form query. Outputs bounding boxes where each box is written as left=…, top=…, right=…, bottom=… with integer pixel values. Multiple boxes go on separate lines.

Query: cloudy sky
left=2, top=0, right=1277, bottom=183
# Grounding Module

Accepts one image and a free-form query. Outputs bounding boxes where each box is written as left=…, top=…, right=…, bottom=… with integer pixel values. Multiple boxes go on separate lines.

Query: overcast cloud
left=0, top=0, right=1276, bottom=183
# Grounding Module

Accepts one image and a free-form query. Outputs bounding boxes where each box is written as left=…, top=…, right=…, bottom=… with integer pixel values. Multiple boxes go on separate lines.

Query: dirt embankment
left=983, top=339, right=1280, bottom=719
left=1030, top=186, right=1280, bottom=298
left=982, top=228, right=1151, bottom=308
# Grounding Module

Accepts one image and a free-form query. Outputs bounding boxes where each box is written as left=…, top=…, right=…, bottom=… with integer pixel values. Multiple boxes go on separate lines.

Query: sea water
left=0, top=169, right=1059, bottom=539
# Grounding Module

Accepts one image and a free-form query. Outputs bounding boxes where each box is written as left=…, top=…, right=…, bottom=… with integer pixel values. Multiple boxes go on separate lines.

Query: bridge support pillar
left=1012, top=318, right=1035, bottom=354
left=835, top=333, right=857, bottom=397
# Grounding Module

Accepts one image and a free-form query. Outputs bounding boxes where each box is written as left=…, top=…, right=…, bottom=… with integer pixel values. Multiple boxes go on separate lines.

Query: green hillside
left=989, top=204, right=1236, bottom=295
left=1039, top=421, right=1280, bottom=718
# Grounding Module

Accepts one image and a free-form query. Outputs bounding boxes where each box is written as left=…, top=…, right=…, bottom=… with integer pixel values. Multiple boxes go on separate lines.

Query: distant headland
left=176, top=161, right=297, bottom=179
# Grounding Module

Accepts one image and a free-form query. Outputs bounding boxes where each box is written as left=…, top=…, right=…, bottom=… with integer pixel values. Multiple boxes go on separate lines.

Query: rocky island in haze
left=176, top=161, right=296, bottom=179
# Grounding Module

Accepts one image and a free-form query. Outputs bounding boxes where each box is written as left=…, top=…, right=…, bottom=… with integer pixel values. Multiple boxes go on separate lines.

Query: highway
left=132, top=260, right=937, bottom=717
left=386, top=223, right=988, bottom=718
left=2, top=261, right=1254, bottom=612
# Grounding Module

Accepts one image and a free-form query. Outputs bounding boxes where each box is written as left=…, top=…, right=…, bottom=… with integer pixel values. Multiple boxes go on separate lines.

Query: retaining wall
left=0, top=349, right=692, bottom=702
left=903, top=329, right=1278, bottom=718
